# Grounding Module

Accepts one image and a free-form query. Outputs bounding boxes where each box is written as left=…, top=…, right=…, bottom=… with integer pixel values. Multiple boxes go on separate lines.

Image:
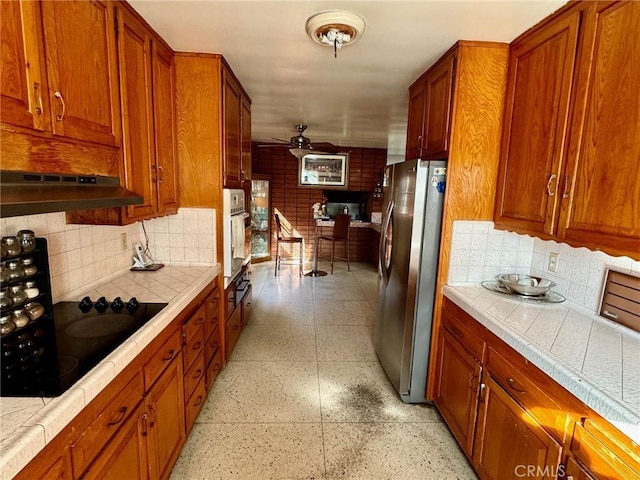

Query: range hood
left=0, top=170, right=143, bottom=218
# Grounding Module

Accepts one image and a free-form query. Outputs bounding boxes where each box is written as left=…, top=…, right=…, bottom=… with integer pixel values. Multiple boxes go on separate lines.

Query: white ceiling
left=130, top=0, right=565, bottom=156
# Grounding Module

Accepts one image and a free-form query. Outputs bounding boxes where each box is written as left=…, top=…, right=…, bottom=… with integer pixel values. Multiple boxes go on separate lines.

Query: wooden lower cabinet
left=225, top=304, right=242, bottom=361
left=436, top=297, right=640, bottom=480
left=145, top=352, right=185, bottom=480
left=81, top=402, right=147, bottom=480
left=15, top=447, right=73, bottom=480
left=434, top=329, right=481, bottom=457
left=473, top=375, right=562, bottom=480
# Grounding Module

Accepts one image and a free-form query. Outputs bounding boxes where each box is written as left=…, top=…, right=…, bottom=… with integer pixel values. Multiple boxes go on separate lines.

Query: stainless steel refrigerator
left=375, top=159, right=446, bottom=403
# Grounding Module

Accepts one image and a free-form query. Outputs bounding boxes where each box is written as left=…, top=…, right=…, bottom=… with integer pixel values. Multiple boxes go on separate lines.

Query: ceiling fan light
left=306, top=11, right=365, bottom=54
left=289, top=148, right=312, bottom=159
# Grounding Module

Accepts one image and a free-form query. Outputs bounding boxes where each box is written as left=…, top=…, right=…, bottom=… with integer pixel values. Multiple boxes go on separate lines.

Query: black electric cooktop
left=1, top=297, right=166, bottom=397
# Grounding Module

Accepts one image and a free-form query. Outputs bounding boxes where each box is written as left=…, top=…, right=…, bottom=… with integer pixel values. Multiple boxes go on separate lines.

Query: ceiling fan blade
left=256, top=142, right=292, bottom=148
left=310, top=142, right=340, bottom=153
left=271, top=137, right=291, bottom=143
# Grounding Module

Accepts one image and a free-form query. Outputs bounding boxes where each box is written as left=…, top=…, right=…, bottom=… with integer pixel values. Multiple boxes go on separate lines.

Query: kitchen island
left=0, top=265, right=220, bottom=480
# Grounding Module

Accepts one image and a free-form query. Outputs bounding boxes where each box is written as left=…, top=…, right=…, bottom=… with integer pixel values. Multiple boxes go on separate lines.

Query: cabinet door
left=153, top=40, right=179, bottom=215
left=81, top=403, right=148, bottom=480
left=405, top=79, right=427, bottom=160
left=223, top=68, right=242, bottom=188
left=225, top=305, right=242, bottom=361
left=116, top=6, right=157, bottom=221
left=14, top=447, right=72, bottom=480
left=494, top=12, right=580, bottom=235
left=241, top=285, right=252, bottom=327
left=424, top=56, right=455, bottom=158
left=0, top=0, right=49, bottom=131
left=473, top=375, right=562, bottom=480
left=434, top=330, right=482, bottom=458
left=40, top=0, right=120, bottom=147
left=146, top=354, right=185, bottom=480
left=563, top=456, right=594, bottom=480
left=241, top=96, right=252, bottom=181
left=557, top=1, right=640, bottom=257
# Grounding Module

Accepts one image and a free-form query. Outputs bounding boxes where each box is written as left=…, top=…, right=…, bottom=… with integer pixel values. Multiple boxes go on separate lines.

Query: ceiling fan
left=257, top=124, right=339, bottom=158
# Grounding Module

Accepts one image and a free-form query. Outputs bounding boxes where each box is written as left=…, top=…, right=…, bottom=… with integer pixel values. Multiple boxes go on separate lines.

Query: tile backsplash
left=448, top=220, right=640, bottom=313
left=1, top=213, right=139, bottom=302
left=141, top=208, right=216, bottom=266
left=1, top=208, right=217, bottom=303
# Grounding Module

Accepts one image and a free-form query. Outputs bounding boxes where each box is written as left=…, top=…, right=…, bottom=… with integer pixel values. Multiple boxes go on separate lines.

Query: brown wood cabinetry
left=40, top=0, right=120, bottom=147
left=434, top=329, right=482, bottom=457
left=494, top=0, right=640, bottom=259
left=435, top=297, right=640, bottom=480
left=225, top=303, right=242, bottom=361
left=494, top=11, right=580, bottom=236
left=181, top=304, right=206, bottom=433
left=175, top=53, right=251, bottom=276
left=473, top=375, right=562, bottom=480
left=0, top=0, right=49, bottom=132
left=405, top=53, right=455, bottom=160
left=145, top=351, right=185, bottom=480
left=241, top=96, right=252, bottom=182
left=67, top=5, right=179, bottom=226
left=241, top=285, right=252, bottom=327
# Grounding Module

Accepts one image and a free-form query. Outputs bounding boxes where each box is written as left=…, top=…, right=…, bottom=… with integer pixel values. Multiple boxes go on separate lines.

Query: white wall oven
left=223, top=189, right=250, bottom=284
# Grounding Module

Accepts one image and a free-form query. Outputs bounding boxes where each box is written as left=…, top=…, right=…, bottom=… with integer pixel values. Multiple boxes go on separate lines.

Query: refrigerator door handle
left=380, top=201, right=394, bottom=281
left=379, top=200, right=392, bottom=276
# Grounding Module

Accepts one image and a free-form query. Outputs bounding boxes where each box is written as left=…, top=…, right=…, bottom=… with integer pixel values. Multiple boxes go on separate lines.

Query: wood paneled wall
left=252, top=144, right=387, bottom=262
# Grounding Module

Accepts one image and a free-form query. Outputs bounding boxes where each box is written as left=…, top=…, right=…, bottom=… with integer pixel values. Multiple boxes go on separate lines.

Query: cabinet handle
left=562, top=175, right=571, bottom=199
left=107, top=406, right=127, bottom=427
left=214, top=362, right=220, bottom=371
left=546, top=174, right=557, bottom=196
left=449, top=325, right=463, bottom=339
left=479, top=383, right=486, bottom=403
left=151, top=164, right=157, bottom=183
left=161, top=348, right=175, bottom=362
left=195, top=316, right=205, bottom=325
left=507, top=377, right=526, bottom=395
left=193, top=395, right=204, bottom=407
left=193, top=341, right=202, bottom=351
left=54, top=91, right=65, bottom=121
left=141, top=412, right=148, bottom=436
left=157, top=165, right=164, bottom=182
left=33, top=82, right=43, bottom=115
left=148, top=405, right=156, bottom=428
left=193, top=368, right=203, bottom=379
left=233, top=324, right=239, bottom=331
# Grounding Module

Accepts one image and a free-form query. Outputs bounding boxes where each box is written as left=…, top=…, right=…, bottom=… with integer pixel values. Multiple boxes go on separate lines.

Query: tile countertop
left=0, top=265, right=220, bottom=480
left=443, top=285, right=640, bottom=443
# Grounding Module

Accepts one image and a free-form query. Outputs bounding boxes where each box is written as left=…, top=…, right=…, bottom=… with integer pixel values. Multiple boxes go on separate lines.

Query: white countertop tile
left=443, top=284, right=640, bottom=443
left=0, top=264, right=219, bottom=480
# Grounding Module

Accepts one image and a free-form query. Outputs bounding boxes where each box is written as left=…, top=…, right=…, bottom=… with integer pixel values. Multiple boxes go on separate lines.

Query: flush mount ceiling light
left=306, top=11, right=365, bottom=58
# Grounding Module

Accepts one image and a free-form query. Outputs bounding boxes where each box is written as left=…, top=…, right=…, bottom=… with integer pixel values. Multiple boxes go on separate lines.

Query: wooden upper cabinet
left=0, top=0, right=49, bottom=131
left=494, top=11, right=581, bottom=236
left=241, top=96, right=252, bottom=182
left=152, top=40, right=179, bottom=215
left=117, top=6, right=157, bottom=220
left=424, top=56, right=455, bottom=158
left=405, top=79, right=427, bottom=160
left=557, top=1, right=640, bottom=257
left=40, top=0, right=120, bottom=147
left=223, top=67, right=243, bottom=189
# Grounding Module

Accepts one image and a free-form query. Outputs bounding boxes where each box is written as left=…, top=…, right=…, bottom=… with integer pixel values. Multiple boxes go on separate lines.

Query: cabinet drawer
left=571, top=423, right=640, bottom=480
left=183, top=304, right=205, bottom=372
left=206, top=348, right=223, bottom=391
left=241, top=285, right=252, bottom=327
left=204, top=287, right=220, bottom=340
left=185, top=379, right=207, bottom=434
left=225, top=305, right=242, bottom=361
left=442, top=298, right=485, bottom=361
left=205, top=323, right=221, bottom=365
left=184, top=349, right=205, bottom=402
left=487, top=345, right=566, bottom=442
left=71, top=372, right=144, bottom=475
left=144, top=330, right=181, bottom=390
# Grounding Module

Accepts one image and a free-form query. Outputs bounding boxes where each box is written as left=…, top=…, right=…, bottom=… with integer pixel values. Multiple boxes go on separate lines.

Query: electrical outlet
left=120, top=232, right=127, bottom=252
left=548, top=252, right=559, bottom=273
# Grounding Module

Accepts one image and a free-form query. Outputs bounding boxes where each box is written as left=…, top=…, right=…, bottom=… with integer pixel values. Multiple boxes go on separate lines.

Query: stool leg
left=274, top=240, right=279, bottom=276
left=331, top=241, right=335, bottom=274
left=346, top=239, right=350, bottom=272
left=298, top=242, right=302, bottom=276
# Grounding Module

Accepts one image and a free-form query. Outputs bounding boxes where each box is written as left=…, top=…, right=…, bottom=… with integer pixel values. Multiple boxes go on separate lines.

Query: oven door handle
left=236, top=279, right=250, bottom=292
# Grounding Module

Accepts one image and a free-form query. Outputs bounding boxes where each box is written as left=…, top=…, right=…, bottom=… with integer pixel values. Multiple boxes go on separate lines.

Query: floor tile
left=250, top=301, right=315, bottom=326
left=316, top=326, right=376, bottom=361
left=313, top=285, right=366, bottom=302
left=170, top=422, right=326, bottom=480
left=323, top=422, right=476, bottom=479
left=318, top=362, right=441, bottom=423
left=198, top=361, right=321, bottom=423
left=231, top=324, right=317, bottom=361
left=313, top=300, right=373, bottom=326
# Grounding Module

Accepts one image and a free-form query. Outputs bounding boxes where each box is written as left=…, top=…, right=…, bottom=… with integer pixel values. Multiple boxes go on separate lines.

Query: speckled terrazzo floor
left=169, top=262, right=476, bottom=480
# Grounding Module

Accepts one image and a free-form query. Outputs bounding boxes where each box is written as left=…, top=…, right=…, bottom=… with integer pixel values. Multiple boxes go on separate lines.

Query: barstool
left=317, top=213, right=350, bottom=274
left=273, top=213, right=304, bottom=276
